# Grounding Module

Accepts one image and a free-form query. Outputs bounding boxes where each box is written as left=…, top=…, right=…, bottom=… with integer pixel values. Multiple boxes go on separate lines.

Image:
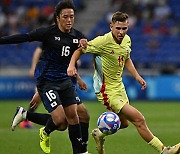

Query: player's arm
left=0, top=28, right=46, bottom=44
left=29, top=91, right=41, bottom=109
left=29, top=47, right=42, bottom=78
left=125, top=58, right=146, bottom=90
left=0, top=34, right=31, bottom=44
left=76, top=74, right=88, bottom=91
left=67, top=47, right=84, bottom=77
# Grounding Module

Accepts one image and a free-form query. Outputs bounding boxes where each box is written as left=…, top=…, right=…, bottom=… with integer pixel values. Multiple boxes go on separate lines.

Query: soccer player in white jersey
left=67, top=11, right=180, bottom=154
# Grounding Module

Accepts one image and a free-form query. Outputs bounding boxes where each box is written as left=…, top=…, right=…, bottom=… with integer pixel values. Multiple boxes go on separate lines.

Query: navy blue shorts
left=37, top=78, right=81, bottom=113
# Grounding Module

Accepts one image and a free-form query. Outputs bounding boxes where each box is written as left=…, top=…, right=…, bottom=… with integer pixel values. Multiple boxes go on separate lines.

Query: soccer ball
left=97, top=111, right=121, bottom=135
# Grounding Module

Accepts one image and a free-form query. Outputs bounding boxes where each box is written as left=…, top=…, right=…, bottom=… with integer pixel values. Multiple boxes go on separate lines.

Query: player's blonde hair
left=112, top=12, right=129, bottom=23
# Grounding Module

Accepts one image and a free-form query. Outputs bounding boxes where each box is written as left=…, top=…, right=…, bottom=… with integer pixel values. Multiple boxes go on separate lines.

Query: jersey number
left=46, top=90, right=56, bottom=102
left=61, top=46, right=70, bottom=56
left=118, top=56, right=125, bottom=66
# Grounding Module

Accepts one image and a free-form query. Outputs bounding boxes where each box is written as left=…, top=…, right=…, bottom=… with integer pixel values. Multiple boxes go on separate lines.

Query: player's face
left=57, top=8, right=74, bottom=33
left=110, top=20, right=128, bottom=44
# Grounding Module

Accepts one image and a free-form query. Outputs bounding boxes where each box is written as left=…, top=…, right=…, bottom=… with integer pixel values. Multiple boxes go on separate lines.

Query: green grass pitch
left=0, top=100, right=179, bottom=154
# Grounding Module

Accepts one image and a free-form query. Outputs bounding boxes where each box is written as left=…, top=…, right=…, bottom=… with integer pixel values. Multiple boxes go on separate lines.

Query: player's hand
left=136, top=76, right=146, bottom=90
left=67, top=65, right=77, bottom=77
left=78, top=38, right=87, bottom=48
left=30, top=91, right=41, bottom=109
left=77, top=79, right=88, bottom=91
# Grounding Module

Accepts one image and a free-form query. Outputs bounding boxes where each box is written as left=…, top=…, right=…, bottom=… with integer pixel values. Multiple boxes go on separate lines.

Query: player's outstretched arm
left=0, top=34, right=30, bottom=44
left=125, top=58, right=146, bottom=90
left=67, top=48, right=84, bottom=77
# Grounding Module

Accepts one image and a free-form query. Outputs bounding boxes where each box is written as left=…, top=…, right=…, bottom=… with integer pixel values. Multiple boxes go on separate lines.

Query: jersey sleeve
left=0, top=27, right=47, bottom=44
left=82, top=35, right=105, bottom=55
left=127, top=36, right=131, bottom=51
left=125, top=35, right=132, bottom=59
left=27, top=27, right=47, bottom=42
left=0, top=33, right=30, bottom=44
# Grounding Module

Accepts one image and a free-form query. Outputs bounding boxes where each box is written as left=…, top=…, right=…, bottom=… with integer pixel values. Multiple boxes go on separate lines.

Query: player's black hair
left=55, top=0, right=75, bottom=18
left=48, top=13, right=56, bottom=25
left=112, top=12, right=129, bottom=23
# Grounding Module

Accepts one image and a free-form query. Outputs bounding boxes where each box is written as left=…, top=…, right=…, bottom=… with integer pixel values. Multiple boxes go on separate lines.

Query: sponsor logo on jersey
left=73, top=39, right=78, bottom=43
left=51, top=101, right=57, bottom=107
left=55, top=36, right=61, bottom=41
left=75, top=96, right=80, bottom=102
left=76, top=137, right=82, bottom=142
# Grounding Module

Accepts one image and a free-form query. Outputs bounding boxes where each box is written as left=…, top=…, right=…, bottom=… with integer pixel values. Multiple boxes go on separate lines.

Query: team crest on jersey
left=73, top=39, right=78, bottom=43
left=110, top=50, right=114, bottom=54
left=51, top=101, right=57, bottom=107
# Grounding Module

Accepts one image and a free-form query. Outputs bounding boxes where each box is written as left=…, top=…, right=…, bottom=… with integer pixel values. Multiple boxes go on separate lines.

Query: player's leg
left=161, top=143, right=180, bottom=154
left=91, top=86, right=130, bottom=154
left=27, top=112, right=51, bottom=126
left=39, top=105, right=66, bottom=154
left=37, top=81, right=68, bottom=154
left=91, top=113, right=129, bottom=154
left=61, top=82, right=84, bottom=154
left=92, top=128, right=105, bottom=154
left=11, top=106, right=51, bottom=131
left=11, top=106, right=27, bottom=131
left=19, top=107, right=34, bottom=129
left=20, top=88, right=40, bottom=128
left=36, top=99, right=88, bottom=153
left=63, top=104, right=83, bottom=154
left=91, top=113, right=128, bottom=154
left=77, top=103, right=90, bottom=153
left=20, top=88, right=41, bottom=128
left=121, top=103, right=154, bottom=141
left=121, top=103, right=180, bottom=154
left=118, top=112, right=129, bottom=129
left=91, top=93, right=109, bottom=154
left=11, top=106, right=68, bottom=132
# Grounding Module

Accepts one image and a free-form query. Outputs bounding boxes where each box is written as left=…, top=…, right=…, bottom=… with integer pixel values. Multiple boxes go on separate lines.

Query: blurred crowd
left=108, top=0, right=179, bottom=36
left=0, top=0, right=86, bottom=36
left=88, top=0, right=180, bottom=72
left=0, top=0, right=179, bottom=73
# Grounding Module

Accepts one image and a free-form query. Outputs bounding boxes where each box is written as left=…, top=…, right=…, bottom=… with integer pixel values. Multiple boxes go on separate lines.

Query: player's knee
left=78, top=106, right=90, bottom=123
left=80, top=110, right=90, bottom=123
left=53, top=116, right=66, bottom=126
left=66, top=112, right=79, bottom=125
left=134, top=114, right=146, bottom=128
left=57, top=121, right=68, bottom=131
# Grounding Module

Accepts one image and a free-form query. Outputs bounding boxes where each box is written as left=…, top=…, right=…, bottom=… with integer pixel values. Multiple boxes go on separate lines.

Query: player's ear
left=56, top=15, right=60, bottom=22
left=110, top=23, right=113, bottom=31
left=127, top=21, right=129, bottom=31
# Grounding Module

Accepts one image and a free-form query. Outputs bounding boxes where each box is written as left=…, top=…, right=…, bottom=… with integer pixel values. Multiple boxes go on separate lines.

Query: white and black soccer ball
left=97, top=111, right=121, bottom=135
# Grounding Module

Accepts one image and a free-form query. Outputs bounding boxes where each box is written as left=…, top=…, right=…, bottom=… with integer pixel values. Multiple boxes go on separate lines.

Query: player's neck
left=57, top=24, right=71, bottom=33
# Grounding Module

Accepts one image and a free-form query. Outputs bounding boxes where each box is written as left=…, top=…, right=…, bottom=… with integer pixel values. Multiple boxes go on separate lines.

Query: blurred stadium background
left=0, top=0, right=180, bottom=154
left=0, top=0, right=180, bottom=100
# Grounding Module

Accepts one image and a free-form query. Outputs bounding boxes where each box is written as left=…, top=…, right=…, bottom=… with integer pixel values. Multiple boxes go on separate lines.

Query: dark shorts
left=37, top=78, right=81, bottom=113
